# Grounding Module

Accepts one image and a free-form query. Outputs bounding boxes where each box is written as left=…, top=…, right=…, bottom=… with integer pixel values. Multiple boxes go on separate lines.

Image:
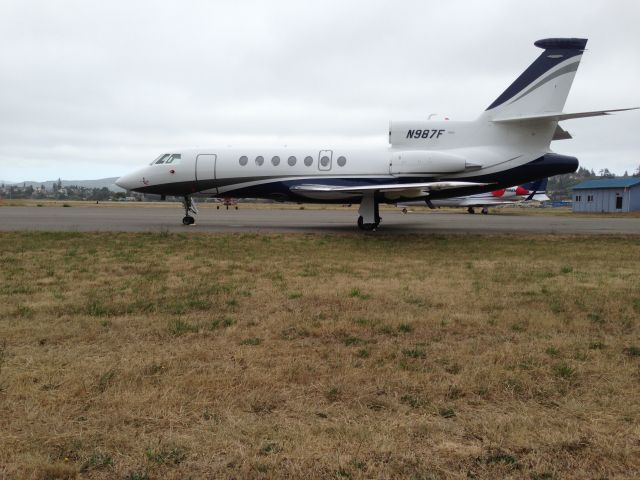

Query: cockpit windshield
left=151, top=154, right=181, bottom=165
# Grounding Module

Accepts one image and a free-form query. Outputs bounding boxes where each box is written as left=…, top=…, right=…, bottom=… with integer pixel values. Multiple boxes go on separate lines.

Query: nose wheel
left=181, top=195, right=198, bottom=225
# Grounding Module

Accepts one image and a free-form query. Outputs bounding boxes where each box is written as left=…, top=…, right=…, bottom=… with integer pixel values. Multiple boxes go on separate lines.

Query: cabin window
left=255, top=156, right=264, bottom=166
left=320, top=156, right=330, bottom=167
left=304, top=156, right=313, bottom=167
left=152, top=154, right=171, bottom=165
left=288, top=156, right=297, bottom=166
left=164, top=154, right=181, bottom=164
left=239, top=155, right=248, bottom=166
left=271, top=156, right=280, bottom=166
left=337, top=156, right=346, bottom=167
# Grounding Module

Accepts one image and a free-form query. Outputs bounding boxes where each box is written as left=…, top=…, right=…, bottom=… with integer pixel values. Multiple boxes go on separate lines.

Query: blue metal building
left=572, top=178, right=640, bottom=212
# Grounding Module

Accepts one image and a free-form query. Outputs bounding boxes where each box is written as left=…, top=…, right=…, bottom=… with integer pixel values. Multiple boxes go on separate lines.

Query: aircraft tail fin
left=482, top=38, right=587, bottom=121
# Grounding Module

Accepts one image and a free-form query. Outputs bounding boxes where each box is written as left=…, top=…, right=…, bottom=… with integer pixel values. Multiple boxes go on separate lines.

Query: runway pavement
left=1, top=205, right=639, bottom=234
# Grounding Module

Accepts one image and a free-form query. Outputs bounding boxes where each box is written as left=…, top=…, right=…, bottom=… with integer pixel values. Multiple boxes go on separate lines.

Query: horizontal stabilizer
left=492, top=107, right=639, bottom=123
left=291, top=181, right=490, bottom=198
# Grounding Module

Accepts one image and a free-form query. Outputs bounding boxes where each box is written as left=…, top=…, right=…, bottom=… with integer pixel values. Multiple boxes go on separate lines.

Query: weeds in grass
left=356, top=348, right=370, bottom=358
left=398, top=323, right=414, bottom=333
left=325, top=387, right=340, bottom=402
left=168, top=319, right=198, bottom=336
left=560, top=265, right=573, bottom=274
left=208, top=317, right=235, bottom=330
left=97, top=369, right=116, bottom=393
left=343, top=335, right=360, bottom=346
left=554, top=364, right=576, bottom=379
left=438, top=407, right=455, bottom=418
left=145, top=446, right=186, bottom=465
left=623, top=346, right=640, bottom=357
left=81, top=452, right=114, bottom=472
left=349, top=288, right=370, bottom=300
left=288, top=292, right=303, bottom=299
left=240, top=337, right=261, bottom=346
left=402, top=348, right=426, bottom=359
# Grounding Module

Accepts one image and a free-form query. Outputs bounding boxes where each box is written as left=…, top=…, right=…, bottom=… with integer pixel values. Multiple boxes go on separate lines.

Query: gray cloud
left=1, top=0, right=638, bottom=181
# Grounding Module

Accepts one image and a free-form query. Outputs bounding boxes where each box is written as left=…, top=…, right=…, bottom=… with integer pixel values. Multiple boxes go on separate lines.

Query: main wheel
left=467, top=207, right=475, bottom=214
left=182, top=215, right=195, bottom=225
left=357, top=216, right=378, bottom=231
left=481, top=207, right=489, bottom=215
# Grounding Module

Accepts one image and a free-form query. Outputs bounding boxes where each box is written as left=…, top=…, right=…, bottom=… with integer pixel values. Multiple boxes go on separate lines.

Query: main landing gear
left=357, top=192, right=381, bottom=231
left=182, top=195, right=198, bottom=225
left=467, top=206, right=489, bottom=215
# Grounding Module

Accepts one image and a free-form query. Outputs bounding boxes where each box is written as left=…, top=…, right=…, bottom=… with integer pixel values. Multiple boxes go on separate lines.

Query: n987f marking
left=406, top=129, right=446, bottom=139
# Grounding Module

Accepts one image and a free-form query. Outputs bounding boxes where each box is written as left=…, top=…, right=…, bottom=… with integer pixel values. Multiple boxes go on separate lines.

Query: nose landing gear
left=182, top=195, right=198, bottom=225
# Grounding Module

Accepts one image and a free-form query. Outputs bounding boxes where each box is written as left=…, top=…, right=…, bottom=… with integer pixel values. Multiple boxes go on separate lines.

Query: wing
left=291, top=181, right=491, bottom=199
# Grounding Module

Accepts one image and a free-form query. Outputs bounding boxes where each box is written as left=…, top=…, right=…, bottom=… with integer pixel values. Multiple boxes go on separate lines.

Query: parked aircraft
left=399, top=179, right=549, bottom=214
left=116, top=38, right=636, bottom=230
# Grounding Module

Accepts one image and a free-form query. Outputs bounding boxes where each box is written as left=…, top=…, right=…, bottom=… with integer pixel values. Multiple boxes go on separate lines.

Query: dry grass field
left=1, top=232, right=639, bottom=479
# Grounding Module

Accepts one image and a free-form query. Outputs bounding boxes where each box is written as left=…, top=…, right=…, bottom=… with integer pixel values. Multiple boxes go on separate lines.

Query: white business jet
left=116, top=38, right=635, bottom=230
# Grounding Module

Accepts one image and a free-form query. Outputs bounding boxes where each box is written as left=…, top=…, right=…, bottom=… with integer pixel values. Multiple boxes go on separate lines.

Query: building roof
left=573, top=178, right=640, bottom=190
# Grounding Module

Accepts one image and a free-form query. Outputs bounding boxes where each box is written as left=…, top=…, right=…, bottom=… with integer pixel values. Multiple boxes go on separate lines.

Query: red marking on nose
left=491, top=189, right=506, bottom=197
left=515, top=186, right=529, bottom=196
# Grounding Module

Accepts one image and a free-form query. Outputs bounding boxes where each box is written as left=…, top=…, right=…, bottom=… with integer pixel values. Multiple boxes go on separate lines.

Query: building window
left=271, top=156, right=280, bottom=166
left=587, top=195, right=593, bottom=202
left=304, top=156, right=313, bottom=167
left=288, top=156, right=297, bottom=166
left=575, top=195, right=581, bottom=202
left=337, top=156, right=346, bottom=167
left=255, top=156, right=264, bottom=166
left=239, top=155, right=248, bottom=166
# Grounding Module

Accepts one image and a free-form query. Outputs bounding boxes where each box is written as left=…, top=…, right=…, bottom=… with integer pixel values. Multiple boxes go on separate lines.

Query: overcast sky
left=1, top=0, right=639, bottom=182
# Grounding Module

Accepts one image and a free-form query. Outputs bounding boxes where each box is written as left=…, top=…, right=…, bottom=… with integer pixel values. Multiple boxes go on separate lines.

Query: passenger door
left=195, top=154, right=217, bottom=193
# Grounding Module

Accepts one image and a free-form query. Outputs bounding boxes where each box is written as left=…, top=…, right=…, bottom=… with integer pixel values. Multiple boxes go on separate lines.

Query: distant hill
left=1, top=177, right=124, bottom=192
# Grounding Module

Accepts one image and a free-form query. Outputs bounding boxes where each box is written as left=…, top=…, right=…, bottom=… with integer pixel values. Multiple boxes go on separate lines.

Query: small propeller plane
left=116, top=38, right=636, bottom=230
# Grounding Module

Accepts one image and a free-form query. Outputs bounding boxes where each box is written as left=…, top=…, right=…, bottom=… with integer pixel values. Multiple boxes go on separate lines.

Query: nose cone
left=115, top=172, right=138, bottom=191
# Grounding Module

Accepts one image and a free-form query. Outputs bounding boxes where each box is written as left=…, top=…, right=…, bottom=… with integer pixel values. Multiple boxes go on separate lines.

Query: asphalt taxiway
left=1, top=206, right=639, bottom=234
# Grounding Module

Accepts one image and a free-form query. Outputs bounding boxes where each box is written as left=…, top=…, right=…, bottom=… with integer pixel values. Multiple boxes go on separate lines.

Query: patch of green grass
left=168, top=318, right=198, bottom=336
left=97, top=369, right=116, bottom=393
left=208, top=317, right=235, bottom=330
left=398, top=323, right=414, bottom=333
left=288, top=292, right=303, bottom=299
left=81, top=452, right=114, bottom=472
left=623, top=346, right=640, bottom=357
left=145, top=446, right=186, bottom=465
left=588, top=312, right=604, bottom=325
left=438, top=407, right=455, bottom=418
left=348, top=288, right=370, bottom=300
left=545, top=347, right=560, bottom=356
left=554, top=363, right=576, bottom=379
left=126, top=470, right=149, bottom=480
left=402, top=348, right=426, bottom=359
left=400, top=394, right=425, bottom=408
left=325, top=387, right=340, bottom=402
left=240, top=337, right=261, bottom=346
left=560, top=265, right=573, bottom=274
left=356, top=348, right=370, bottom=358
left=343, top=335, right=361, bottom=346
